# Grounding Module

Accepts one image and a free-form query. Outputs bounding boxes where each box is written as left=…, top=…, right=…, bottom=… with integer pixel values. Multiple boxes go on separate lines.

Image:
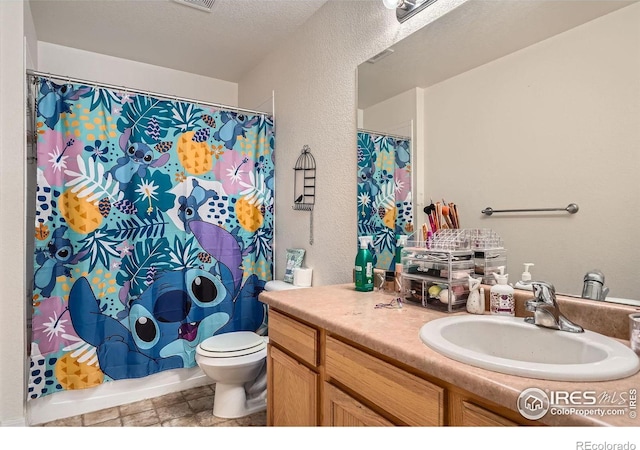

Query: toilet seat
left=197, top=331, right=267, bottom=358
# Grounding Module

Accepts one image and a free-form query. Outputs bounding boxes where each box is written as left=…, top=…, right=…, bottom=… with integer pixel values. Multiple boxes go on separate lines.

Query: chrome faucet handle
left=526, top=280, right=584, bottom=333
left=531, top=281, right=557, bottom=305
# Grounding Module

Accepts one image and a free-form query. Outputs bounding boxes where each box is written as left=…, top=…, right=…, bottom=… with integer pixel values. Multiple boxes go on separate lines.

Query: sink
left=419, top=315, right=640, bottom=381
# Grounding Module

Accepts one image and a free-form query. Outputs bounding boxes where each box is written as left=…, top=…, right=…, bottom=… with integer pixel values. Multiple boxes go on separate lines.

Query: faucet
left=524, top=281, right=584, bottom=333
left=581, top=270, right=609, bottom=301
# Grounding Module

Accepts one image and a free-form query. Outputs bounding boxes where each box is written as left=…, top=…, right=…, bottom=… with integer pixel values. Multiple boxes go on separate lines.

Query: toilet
left=195, top=279, right=303, bottom=418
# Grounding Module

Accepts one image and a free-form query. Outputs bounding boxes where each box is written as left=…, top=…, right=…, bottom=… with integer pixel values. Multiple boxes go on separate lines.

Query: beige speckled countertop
left=259, top=283, right=640, bottom=427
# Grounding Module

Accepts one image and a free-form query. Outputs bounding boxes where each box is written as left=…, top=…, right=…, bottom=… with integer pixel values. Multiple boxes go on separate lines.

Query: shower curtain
left=357, top=130, right=413, bottom=270
left=28, top=77, right=275, bottom=399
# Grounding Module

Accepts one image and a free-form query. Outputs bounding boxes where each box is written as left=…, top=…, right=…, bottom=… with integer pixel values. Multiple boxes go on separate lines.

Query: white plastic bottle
left=514, top=263, right=535, bottom=291
left=490, top=266, right=515, bottom=316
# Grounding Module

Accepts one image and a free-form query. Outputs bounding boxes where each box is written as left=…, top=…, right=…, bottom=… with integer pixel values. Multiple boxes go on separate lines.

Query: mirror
left=357, top=0, right=640, bottom=304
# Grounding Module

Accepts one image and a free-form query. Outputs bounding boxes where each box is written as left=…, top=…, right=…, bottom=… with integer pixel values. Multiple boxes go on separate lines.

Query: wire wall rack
left=293, top=145, right=316, bottom=245
left=293, top=145, right=316, bottom=211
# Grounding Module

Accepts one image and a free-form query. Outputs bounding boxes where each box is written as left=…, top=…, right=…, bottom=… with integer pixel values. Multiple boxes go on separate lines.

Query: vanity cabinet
left=266, top=309, right=319, bottom=426
left=267, top=307, right=532, bottom=427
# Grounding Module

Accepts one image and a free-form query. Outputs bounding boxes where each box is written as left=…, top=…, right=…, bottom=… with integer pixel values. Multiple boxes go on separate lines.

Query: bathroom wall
left=238, top=0, right=466, bottom=285
left=38, top=42, right=239, bottom=106
left=360, top=87, right=427, bottom=238
left=0, top=0, right=28, bottom=427
left=421, top=3, right=640, bottom=298
left=360, top=87, right=415, bottom=138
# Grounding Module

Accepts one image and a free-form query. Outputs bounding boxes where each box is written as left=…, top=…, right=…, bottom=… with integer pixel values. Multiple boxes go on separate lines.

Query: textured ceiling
left=358, top=0, right=638, bottom=109
left=29, top=0, right=329, bottom=82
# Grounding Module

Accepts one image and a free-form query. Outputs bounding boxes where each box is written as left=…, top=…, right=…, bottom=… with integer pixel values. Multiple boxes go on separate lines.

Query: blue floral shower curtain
left=28, top=78, right=275, bottom=399
left=357, top=130, right=413, bottom=270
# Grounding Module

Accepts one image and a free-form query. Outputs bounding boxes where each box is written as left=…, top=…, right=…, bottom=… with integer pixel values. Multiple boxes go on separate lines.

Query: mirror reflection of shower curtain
left=27, top=75, right=275, bottom=400
left=357, top=130, right=413, bottom=271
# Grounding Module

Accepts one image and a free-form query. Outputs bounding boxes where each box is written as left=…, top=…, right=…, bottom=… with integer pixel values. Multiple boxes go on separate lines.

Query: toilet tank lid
left=200, top=331, right=265, bottom=353
left=264, top=280, right=304, bottom=291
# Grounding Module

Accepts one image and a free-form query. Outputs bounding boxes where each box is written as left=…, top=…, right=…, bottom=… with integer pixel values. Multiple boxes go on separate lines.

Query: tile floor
left=38, top=384, right=267, bottom=427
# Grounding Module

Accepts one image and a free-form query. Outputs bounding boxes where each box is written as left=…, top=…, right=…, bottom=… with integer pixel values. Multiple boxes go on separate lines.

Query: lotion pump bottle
left=514, top=263, right=535, bottom=291
left=394, top=235, right=407, bottom=292
left=490, top=266, right=515, bottom=316
left=355, top=236, right=374, bottom=292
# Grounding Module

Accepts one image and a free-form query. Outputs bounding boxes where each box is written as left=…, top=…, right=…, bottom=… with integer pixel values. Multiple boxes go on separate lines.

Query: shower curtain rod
left=26, top=69, right=273, bottom=117
left=357, top=128, right=411, bottom=141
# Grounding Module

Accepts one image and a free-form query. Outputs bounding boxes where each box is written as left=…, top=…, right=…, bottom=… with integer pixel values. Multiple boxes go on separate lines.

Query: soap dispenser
left=490, top=266, right=515, bottom=316
left=355, top=236, right=374, bottom=292
left=394, top=235, right=408, bottom=292
left=514, top=263, right=535, bottom=291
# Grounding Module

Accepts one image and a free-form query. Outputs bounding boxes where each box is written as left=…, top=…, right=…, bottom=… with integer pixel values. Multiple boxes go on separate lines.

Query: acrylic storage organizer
left=401, top=241, right=474, bottom=313
left=468, top=229, right=507, bottom=285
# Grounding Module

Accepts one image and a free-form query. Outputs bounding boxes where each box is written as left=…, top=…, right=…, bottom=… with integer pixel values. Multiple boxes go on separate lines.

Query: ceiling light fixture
left=383, top=0, right=405, bottom=9
left=384, top=0, right=440, bottom=23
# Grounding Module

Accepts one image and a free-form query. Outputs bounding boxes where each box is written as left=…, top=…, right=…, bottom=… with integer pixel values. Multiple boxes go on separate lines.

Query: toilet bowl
left=196, top=279, right=305, bottom=418
left=196, top=331, right=268, bottom=419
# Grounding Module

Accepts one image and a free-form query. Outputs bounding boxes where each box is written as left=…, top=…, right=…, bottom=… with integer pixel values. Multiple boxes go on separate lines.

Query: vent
left=172, top=0, right=215, bottom=12
left=367, top=48, right=394, bottom=64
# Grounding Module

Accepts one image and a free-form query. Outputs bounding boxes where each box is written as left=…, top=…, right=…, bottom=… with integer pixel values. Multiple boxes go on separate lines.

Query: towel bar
left=481, top=203, right=579, bottom=216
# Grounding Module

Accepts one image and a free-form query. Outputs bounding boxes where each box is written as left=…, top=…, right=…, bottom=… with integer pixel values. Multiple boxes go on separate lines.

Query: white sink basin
left=419, top=315, right=640, bottom=382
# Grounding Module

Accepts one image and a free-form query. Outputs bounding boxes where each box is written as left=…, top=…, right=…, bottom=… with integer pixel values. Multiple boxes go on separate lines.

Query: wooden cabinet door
left=323, top=382, right=394, bottom=426
left=268, top=345, right=318, bottom=426
left=449, top=391, right=519, bottom=426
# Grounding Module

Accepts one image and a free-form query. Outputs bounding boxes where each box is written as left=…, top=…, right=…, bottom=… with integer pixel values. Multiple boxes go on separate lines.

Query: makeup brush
left=424, top=203, right=437, bottom=232
left=441, top=204, right=454, bottom=229
left=453, top=203, right=460, bottom=228
left=447, top=202, right=458, bottom=228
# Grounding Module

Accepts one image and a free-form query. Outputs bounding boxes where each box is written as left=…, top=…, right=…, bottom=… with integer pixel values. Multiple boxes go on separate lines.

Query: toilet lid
left=198, top=331, right=266, bottom=357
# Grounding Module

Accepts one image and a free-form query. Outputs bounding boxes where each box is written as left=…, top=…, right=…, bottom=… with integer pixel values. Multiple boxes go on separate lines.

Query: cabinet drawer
left=268, top=309, right=318, bottom=366
left=325, top=336, right=444, bottom=426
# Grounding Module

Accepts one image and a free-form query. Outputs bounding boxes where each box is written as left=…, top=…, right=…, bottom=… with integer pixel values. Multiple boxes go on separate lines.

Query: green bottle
left=355, top=236, right=374, bottom=292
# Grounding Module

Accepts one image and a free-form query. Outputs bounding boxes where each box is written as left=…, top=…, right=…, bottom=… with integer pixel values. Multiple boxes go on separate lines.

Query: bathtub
left=27, top=366, right=212, bottom=425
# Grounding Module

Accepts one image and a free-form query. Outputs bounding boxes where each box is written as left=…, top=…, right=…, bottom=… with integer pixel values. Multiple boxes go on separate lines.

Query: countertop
left=259, top=283, right=640, bottom=427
